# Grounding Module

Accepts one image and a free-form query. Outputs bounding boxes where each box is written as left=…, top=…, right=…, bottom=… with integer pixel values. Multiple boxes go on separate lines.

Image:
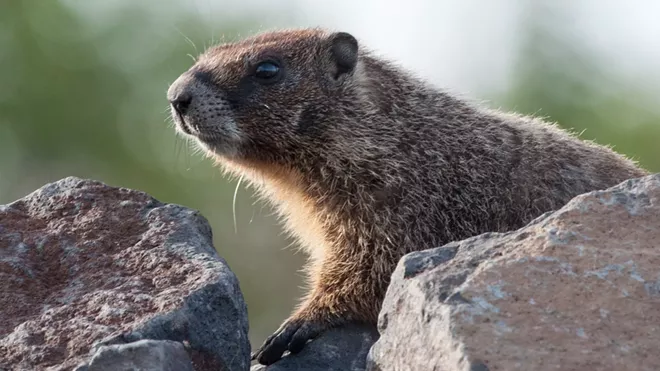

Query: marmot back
left=166, top=28, right=649, bottom=365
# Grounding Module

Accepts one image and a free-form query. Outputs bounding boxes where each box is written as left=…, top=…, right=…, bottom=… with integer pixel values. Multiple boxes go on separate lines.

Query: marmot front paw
left=251, top=311, right=340, bottom=365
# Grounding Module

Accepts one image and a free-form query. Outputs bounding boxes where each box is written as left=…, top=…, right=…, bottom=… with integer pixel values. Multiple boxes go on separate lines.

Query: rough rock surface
left=0, top=177, right=250, bottom=371
left=368, top=174, right=660, bottom=371
left=79, top=339, right=194, bottom=371
left=251, top=324, right=379, bottom=371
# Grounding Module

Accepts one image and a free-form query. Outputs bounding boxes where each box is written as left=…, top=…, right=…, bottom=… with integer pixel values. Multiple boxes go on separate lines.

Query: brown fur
left=166, top=28, right=649, bottom=364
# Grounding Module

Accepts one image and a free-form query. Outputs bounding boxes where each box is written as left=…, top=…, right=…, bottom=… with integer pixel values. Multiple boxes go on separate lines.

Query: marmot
left=166, top=28, right=648, bottom=365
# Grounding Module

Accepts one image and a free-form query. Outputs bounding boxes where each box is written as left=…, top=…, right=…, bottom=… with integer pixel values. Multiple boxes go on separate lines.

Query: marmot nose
left=169, top=92, right=192, bottom=115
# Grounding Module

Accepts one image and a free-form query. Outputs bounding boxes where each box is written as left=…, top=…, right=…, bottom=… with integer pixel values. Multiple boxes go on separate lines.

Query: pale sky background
left=63, top=0, right=660, bottom=98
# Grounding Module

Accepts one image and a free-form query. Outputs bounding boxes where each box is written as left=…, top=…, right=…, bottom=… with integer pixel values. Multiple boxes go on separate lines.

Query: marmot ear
left=328, top=32, right=358, bottom=80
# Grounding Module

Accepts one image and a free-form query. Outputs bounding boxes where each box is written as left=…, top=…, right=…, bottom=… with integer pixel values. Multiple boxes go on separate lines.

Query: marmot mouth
left=173, top=111, right=194, bottom=136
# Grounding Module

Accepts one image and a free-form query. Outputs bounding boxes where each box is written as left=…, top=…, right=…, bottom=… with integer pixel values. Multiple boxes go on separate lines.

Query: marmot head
left=167, top=28, right=361, bottom=166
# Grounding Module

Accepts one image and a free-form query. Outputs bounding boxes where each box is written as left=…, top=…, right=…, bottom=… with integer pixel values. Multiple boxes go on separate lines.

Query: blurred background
left=1, top=0, right=659, bottom=349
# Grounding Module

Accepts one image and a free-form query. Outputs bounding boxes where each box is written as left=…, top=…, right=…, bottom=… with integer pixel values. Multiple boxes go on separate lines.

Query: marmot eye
left=254, top=61, right=280, bottom=80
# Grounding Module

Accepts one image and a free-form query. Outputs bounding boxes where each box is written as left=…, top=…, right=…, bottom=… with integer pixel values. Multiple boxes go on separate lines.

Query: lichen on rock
left=0, top=177, right=250, bottom=371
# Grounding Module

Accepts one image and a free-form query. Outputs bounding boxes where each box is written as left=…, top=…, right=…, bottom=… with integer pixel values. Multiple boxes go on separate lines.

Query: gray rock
left=82, top=339, right=195, bottom=371
left=367, top=174, right=660, bottom=371
left=251, top=324, right=379, bottom=371
left=0, top=177, right=250, bottom=371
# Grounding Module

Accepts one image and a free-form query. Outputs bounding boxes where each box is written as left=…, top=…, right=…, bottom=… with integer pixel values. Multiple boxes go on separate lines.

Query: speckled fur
left=167, top=28, right=649, bottom=363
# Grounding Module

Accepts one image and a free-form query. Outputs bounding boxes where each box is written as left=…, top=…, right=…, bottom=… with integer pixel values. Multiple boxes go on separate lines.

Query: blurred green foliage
left=497, top=8, right=660, bottom=171
left=1, top=0, right=658, bottom=349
